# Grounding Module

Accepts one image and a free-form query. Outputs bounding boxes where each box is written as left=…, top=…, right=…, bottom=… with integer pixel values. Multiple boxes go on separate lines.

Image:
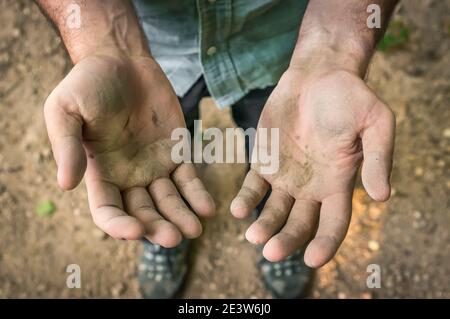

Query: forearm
left=291, top=0, right=399, bottom=76
left=35, top=0, right=149, bottom=63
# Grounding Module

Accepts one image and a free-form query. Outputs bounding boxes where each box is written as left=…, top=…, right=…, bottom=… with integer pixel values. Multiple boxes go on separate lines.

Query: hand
left=44, top=51, right=215, bottom=246
left=231, top=66, right=395, bottom=267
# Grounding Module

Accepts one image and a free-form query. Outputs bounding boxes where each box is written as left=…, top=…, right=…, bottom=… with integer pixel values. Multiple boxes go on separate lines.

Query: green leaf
left=378, top=20, right=410, bottom=52
left=36, top=201, right=56, bottom=217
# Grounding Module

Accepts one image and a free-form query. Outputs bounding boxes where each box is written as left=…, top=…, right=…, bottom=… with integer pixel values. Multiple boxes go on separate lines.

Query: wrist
left=41, top=0, right=150, bottom=63
left=290, top=26, right=375, bottom=78
left=74, top=41, right=151, bottom=64
left=62, top=25, right=150, bottom=64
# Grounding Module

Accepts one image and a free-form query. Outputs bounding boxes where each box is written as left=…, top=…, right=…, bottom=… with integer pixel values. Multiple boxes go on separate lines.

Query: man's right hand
left=44, top=51, right=215, bottom=246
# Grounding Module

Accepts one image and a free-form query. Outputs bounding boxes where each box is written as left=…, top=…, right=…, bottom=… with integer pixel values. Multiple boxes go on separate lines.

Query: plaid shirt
left=133, top=0, right=308, bottom=107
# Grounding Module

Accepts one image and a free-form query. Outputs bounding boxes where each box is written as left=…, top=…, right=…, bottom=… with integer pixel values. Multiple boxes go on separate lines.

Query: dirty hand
left=231, top=66, right=395, bottom=267
left=44, top=51, right=215, bottom=246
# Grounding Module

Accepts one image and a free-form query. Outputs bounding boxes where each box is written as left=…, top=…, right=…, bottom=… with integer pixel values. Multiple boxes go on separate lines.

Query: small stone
left=368, top=240, right=380, bottom=251
left=11, top=28, right=21, bottom=38
left=111, top=282, right=125, bottom=297
left=390, top=188, right=397, bottom=196
left=93, top=228, right=107, bottom=240
left=369, top=206, right=383, bottom=220
left=443, top=128, right=450, bottom=138
left=23, top=7, right=31, bottom=16
left=361, top=292, right=373, bottom=299
left=237, top=233, right=246, bottom=242
left=43, top=148, right=52, bottom=157
left=414, top=167, right=424, bottom=177
left=337, top=292, right=347, bottom=299
left=413, top=210, right=422, bottom=219
left=385, top=277, right=394, bottom=288
left=37, top=283, right=46, bottom=292
left=437, top=160, right=445, bottom=168
left=209, top=282, right=217, bottom=291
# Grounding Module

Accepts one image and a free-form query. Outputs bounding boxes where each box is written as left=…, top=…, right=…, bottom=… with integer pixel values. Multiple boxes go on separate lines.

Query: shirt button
left=206, top=46, right=217, bottom=56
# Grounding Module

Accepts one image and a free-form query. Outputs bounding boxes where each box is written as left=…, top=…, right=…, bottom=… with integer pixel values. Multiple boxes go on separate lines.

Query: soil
left=0, top=0, right=449, bottom=298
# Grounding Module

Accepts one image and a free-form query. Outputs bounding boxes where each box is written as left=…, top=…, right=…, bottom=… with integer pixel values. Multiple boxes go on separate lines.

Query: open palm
left=231, top=69, right=395, bottom=267
left=44, top=53, right=214, bottom=247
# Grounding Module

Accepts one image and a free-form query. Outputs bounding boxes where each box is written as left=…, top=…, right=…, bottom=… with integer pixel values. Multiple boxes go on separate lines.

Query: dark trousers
left=179, top=77, right=273, bottom=142
left=178, top=76, right=273, bottom=213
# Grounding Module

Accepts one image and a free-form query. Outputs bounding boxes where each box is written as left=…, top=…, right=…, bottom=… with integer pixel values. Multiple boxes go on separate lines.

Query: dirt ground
left=0, top=0, right=449, bottom=298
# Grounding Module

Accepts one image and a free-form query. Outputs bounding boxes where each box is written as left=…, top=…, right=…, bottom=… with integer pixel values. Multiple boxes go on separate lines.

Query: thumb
left=361, top=101, right=396, bottom=202
left=44, top=89, right=86, bottom=190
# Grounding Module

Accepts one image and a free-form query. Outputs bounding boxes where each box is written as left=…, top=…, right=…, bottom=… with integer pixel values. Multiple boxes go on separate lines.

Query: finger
left=304, top=192, right=352, bottom=268
left=245, top=190, right=293, bottom=245
left=44, top=91, right=86, bottom=190
left=230, top=169, right=269, bottom=219
left=123, top=187, right=182, bottom=248
left=172, top=163, right=215, bottom=218
left=263, top=199, right=319, bottom=262
left=85, top=177, right=145, bottom=240
left=361, top=102, right=395, bottom=201
left=148, top=178, right=202, bottom=239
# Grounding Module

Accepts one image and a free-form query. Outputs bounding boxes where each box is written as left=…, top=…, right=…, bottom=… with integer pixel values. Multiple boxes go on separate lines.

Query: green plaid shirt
left=133, top=0, right=309, bottom=107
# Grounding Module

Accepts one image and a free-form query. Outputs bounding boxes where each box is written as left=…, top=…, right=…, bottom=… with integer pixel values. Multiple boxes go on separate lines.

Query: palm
left=74, top=55, right=183, bottom=189
left=232, top=69, right=395, bottom=267
left=45, top=54, right=215, bottom=246
left=257, top=70, right=367, bottom=200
